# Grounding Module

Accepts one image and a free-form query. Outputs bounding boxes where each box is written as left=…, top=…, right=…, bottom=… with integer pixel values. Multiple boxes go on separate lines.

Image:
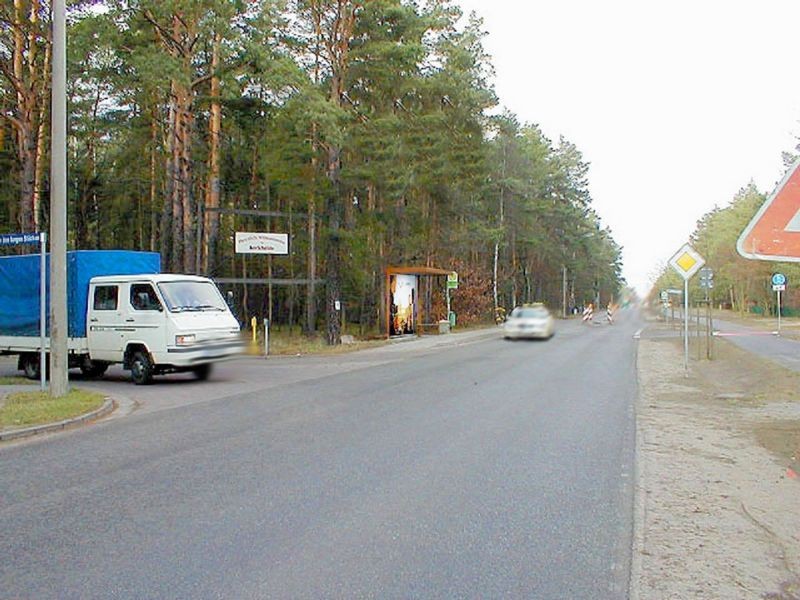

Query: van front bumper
left=161, top=340, right=248, bottom=366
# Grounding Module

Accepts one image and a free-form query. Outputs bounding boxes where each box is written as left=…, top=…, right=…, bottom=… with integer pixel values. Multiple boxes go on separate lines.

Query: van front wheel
left=192, top=363, right=213, bottom=381
left=80, top=360, right=108, bottom=379
left=130, top=351, right=154, bottom=385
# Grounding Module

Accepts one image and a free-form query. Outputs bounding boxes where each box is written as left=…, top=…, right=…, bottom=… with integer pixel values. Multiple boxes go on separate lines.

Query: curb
left=0, top=397, right=115, bottom=442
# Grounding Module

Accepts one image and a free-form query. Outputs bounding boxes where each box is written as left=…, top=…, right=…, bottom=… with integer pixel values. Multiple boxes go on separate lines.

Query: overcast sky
left=456, top=0, right=800, bottom=295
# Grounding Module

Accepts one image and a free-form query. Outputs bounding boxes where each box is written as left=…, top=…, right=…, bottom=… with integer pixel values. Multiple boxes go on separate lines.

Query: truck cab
left=87, top=274, right=244, bottom=384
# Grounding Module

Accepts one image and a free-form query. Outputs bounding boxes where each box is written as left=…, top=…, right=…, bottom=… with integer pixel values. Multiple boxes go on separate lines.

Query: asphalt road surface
left=650, top=313, right=800, bottom=373
left=713, top=318, right=800, bottom=372
left=0, top=311, right=640, bottom=599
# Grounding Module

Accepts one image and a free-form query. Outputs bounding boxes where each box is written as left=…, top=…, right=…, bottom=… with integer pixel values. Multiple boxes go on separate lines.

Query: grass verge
left=0, top=388, right=106, bottom=430
left=267, top=335, right=387, bottom=356
left=0, top=376, right=36, bottom=385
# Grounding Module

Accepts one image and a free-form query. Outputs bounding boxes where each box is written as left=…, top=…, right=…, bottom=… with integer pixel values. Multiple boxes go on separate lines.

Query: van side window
left=93, top=285, right=118, bottom=311
left=130, top=284, right=162, bottom=312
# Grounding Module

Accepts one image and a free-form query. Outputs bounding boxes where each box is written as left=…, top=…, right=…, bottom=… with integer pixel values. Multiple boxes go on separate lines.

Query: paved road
left=647, top=313, right=800, bottom=372
left=0, top=312, right=640, bottom=599
left=712, top=318, right=800, bottom=372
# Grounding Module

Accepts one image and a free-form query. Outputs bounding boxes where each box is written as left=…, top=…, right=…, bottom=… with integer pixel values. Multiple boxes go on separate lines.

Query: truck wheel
left=22, top=355, right=40, bottom=380
left=80, top=361, right=108, bottom=379
left=192, top=363, right=213, bottom=381
left=130, top=351, right=154, bottom=385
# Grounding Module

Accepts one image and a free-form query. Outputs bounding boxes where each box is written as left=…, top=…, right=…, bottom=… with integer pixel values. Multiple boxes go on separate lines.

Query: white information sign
left=235, top=232, right=289, bottom=255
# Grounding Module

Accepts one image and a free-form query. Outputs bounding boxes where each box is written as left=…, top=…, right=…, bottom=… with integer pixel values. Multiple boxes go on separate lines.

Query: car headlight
left=175, top=334, right=196, bottom=346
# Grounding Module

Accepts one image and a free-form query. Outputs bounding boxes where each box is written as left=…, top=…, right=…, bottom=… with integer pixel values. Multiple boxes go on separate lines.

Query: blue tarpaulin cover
left=0, top=250, right=160, bottom=338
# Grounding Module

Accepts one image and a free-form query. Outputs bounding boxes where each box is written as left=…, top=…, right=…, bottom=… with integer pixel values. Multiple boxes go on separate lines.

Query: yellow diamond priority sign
left=669, top=243, right=705, bottom=280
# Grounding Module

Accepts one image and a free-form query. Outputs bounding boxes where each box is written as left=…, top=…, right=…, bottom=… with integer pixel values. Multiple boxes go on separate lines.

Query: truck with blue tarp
left=0, top=250, right=244, bottom=384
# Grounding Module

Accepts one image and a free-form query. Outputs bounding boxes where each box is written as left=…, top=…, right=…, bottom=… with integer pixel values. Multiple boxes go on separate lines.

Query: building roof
left=386, top=266, right=451, bottom=276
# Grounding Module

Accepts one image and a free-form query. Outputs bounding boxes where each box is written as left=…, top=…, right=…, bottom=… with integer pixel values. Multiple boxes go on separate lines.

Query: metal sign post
left=699, top=267, right=714, bottom=360
left=668, top=244, right=706, bottom=377
left=684, top=278, right=689, bottom=372
left=0, top=232, right=46, bottom=390
left=447, top=272, right=458, bottom=328
left=39, top=233, right=46, bottom=391
left=772, top=273, right=786, bottom=336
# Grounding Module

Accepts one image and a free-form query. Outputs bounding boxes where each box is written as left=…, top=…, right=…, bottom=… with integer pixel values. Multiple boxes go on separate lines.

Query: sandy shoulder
left=631, top=335, right=800, bottom=599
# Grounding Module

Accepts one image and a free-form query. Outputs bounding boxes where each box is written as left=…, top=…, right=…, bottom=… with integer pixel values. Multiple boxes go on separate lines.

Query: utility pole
left=562, top=265, right=567, bottom=318
left=50, top=0, right=69, bottom=397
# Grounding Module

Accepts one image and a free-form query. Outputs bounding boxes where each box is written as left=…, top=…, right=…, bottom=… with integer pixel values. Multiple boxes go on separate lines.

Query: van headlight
left=175, top=334, right=196, bottom=346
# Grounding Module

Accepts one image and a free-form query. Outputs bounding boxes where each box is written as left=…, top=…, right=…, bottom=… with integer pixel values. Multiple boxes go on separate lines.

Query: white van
left=84, top=274, right=245, bottom=384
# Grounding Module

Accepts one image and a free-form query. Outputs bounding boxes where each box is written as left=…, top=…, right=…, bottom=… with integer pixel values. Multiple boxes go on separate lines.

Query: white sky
left=456, top=0, right=800, bottom=296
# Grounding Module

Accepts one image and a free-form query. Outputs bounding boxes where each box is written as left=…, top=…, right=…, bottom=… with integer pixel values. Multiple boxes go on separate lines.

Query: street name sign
left=0, top=232, right=43, bottom=246
left=738, top=158, right=800, bottom=261
left=235, top=232, right=289, bottom=255
left=668, top=244, right=705, bottom=280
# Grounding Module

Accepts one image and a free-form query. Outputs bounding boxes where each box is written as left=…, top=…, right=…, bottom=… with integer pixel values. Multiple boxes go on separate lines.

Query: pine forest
left=0, top=0, right=625, bottom=342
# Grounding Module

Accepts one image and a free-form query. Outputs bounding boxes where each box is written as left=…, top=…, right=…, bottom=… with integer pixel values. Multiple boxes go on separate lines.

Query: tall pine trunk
left=149, top=108, right=159, bottom=252
left=203, top=33, right=222, bottom=275
left=166, top=81, right=195, bottom=273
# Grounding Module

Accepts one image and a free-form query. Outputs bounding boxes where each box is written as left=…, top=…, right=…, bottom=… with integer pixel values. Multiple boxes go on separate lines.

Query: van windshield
left=157, top=281, right=227, bottom=312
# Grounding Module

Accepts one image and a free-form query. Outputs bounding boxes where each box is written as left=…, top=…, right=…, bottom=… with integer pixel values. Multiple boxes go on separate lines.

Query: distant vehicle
left=503, top=304, right=555, bottom=340
left=0, top=250, right=246, bottom=384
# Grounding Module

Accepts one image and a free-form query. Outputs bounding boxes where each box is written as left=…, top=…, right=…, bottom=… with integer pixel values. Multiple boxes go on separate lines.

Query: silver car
left=503, top=304, right=555, bottom=340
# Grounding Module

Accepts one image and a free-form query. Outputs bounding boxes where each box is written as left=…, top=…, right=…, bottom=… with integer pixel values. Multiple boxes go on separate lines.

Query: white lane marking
left=633, top=328, right=642, bottom=339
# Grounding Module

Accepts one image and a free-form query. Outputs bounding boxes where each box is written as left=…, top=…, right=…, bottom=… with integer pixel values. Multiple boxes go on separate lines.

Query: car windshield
left=157, top=281, right=227, bottom=312
left=511, top=307, right=550, bottom=319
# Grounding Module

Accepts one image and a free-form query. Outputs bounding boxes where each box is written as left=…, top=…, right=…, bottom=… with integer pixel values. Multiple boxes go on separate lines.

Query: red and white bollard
left=582, top=304, right=594, bottom=323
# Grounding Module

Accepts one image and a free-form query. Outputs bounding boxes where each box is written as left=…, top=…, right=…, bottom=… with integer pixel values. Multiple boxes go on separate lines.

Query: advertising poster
left=389, top=274, right=417, bottom=336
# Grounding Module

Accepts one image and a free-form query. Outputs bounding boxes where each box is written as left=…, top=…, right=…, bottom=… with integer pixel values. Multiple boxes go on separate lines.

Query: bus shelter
left=385, top=266, right=452, bottom=338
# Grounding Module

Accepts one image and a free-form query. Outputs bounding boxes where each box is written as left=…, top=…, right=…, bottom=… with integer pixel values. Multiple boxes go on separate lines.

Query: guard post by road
left=699, top=267, right=714, bottom=359
left=669, top=243, right=706, bottom=377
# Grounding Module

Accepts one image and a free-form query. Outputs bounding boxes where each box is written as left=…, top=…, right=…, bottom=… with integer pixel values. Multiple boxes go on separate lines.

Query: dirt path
left=632, top=325, right=800, bottom=599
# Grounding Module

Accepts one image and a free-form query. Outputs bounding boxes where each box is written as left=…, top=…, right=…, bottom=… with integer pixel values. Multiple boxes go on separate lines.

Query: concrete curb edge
left=629, top=335, right=645, bottom=600
left=0, top=397, right=115, bottom=442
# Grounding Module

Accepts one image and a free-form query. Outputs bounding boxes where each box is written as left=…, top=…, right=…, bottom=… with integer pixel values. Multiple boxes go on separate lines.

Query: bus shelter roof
left=386, top=266, right=451, bottom=276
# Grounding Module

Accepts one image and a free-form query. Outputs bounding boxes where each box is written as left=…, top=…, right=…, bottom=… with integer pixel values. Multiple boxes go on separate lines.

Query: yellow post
left=251, top=316, right=257, bottom=344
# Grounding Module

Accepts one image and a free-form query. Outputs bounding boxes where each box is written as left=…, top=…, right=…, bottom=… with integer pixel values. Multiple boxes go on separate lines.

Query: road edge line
left=629, top=338, right=645, bottom=600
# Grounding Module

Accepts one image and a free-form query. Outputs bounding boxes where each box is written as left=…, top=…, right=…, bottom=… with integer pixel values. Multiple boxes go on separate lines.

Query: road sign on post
left=445, top=271, right=458, bottom=330
left=699, top=267, right=714, bottom=290
left=447, top=271, right=458, bottom=289
left=235, top=232, right=289, bottom=255
left=669, top=243, right=706, bottom=377
left=738, top=158, right=800, bottom=261
left=772, top=273, right=787, bottom=335
left=668, top=244, right=706, bottom=281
